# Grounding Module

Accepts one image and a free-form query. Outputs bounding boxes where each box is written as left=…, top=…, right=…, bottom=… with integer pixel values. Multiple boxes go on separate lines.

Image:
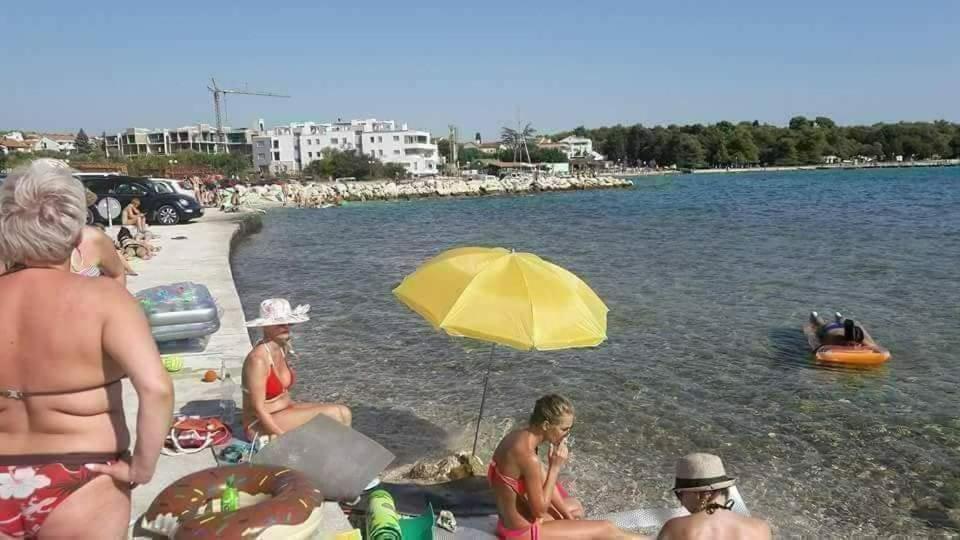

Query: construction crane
left=207, top=77, right=289, bottom=153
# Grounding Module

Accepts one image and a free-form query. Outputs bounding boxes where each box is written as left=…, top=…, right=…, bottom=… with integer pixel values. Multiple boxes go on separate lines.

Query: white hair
left=0, top=159, right=86, bottom=265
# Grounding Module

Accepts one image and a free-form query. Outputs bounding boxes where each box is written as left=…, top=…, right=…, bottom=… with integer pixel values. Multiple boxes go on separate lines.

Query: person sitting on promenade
left=73, top=218, right=130, bottom=284
left=241, top=298, right=352, bottom=441
left=489, top=394, right=646, bottom=540
left=657, top=453, right=771, bottom=540
left=0, top=159, right=174, bottom=539
left=122, top=197, right=150, bottom=235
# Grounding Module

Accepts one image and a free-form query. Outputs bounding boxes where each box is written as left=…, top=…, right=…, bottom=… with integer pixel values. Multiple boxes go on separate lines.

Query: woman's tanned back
left=0, top=269, right=130, bottom=455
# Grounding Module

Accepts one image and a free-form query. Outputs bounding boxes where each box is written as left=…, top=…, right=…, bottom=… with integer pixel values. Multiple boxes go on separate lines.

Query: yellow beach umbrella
left=393, top=246, right=609, bottom=454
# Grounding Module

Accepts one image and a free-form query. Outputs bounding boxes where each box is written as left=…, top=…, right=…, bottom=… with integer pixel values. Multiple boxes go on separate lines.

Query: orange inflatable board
left=814, top=344, right=891, bottom=366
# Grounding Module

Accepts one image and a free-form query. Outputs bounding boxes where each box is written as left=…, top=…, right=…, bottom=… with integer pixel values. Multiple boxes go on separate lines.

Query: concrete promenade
left=120, top=209, right=352, bottom=538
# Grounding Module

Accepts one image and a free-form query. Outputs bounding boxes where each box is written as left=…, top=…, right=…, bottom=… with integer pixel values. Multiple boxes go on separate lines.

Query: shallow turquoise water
left=233, top=168, right=960, bottom=537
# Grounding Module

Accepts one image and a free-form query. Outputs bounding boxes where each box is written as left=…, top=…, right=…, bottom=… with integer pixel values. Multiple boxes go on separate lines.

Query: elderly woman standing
left=0, top=159, right=174, bottom=539
left=242, top=298, right=352, bottom=440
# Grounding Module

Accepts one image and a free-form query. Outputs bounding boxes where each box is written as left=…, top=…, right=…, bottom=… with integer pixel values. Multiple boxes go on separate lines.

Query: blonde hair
left=0, top=159, right=86, bottom=265
left=530, top=394, right=574, bottom=426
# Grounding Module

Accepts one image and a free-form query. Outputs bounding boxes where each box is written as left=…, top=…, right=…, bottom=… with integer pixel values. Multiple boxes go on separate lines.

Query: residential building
left=29, top=133, right=77, bottom=154
left=254, top=118, right=440, bottom=177
left=558, top=136, right=604, bottom=160
left=0, top=138, right=34, bottom=154
left=472, top=142, right=504, bottom=155
left=104, top=124, right=255, bottom=158
left=252, top=124, right=300, bottom=174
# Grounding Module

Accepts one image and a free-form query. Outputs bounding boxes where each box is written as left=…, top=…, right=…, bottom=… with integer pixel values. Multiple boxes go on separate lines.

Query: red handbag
left=162, top=416, right=232, bottom=456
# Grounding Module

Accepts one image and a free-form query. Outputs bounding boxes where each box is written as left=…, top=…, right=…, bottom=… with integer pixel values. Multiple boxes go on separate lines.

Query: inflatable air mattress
left=135, top=282, right=221, bottom=343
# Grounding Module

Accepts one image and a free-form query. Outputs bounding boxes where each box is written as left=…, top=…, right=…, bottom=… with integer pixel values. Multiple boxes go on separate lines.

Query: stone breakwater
left=239, top=175, right=633, bottom=207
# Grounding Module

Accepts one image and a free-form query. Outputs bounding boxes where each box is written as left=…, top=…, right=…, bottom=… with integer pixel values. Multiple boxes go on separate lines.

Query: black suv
left=79, top=175, right=203, bottom=225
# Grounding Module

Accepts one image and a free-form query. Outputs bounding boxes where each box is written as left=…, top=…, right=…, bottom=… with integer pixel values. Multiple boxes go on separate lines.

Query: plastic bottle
left=220, top=372, right=237, bottom=427
left=366, top=489, right=402, bottom=540
left=221, top=475, right=239, bottom=513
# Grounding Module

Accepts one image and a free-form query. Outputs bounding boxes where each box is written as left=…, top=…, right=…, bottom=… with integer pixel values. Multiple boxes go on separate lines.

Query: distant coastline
left=609, top=158, right=960, bottom=177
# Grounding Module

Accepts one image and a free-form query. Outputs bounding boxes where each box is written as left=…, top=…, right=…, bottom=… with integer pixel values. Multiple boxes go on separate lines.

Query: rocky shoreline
left=238, top=175, right=634, bottom=207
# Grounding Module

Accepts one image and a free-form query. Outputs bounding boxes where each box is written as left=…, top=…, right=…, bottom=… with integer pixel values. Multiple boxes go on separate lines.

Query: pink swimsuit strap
left=488, top=460, right=526, bottom=494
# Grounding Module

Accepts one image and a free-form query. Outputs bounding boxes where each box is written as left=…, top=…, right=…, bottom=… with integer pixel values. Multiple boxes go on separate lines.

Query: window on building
left=370, top=136, right=374, bottom=143
left=330, top=138, right=337, bottom=144
left=413, top=162, right=418, bottom=170
left=315, top=138, right=320, bottom=144
left=393, top=149, right=400, bottom=155
left=378, top=136, right=382, bottom=143
left=257, top=153, right=266, bottom=160
left=273, top=152, right=280, bottom=160
left=307, top=139, right=312, bottom=145
left=272, top=140, right=279, bottom=149
left=257, top=141, right=265, bottom=148
left=378, top=149, right=384, bottom=157
left=308, top=152, right=313, bottom=158
left=393, top=136, right=399, bottom=142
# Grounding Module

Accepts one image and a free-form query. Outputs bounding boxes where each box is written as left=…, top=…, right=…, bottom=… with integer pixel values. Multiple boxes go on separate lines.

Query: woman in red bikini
left=0, top=159, right=174, bottom=539
left=241, top=298, right=352, bottom=440
left=489, top=394, right=646, bottom=540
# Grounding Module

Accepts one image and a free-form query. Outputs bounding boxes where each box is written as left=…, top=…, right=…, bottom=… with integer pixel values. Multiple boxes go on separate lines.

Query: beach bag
left=162, top=416, right=231, bottom=456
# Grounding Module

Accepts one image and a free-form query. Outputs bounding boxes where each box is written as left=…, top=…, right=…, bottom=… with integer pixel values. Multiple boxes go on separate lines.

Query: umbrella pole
left=471, top=343, right=497, bottom=458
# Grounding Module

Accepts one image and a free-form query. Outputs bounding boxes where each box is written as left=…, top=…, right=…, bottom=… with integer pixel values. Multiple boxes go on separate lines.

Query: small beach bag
left=162, top=416, right=232, bottom=456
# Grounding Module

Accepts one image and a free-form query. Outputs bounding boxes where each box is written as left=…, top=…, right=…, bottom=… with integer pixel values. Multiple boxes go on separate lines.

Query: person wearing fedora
left=241, top=298, right=352, bottom=441
left=658, top=453, right=770, bottom=540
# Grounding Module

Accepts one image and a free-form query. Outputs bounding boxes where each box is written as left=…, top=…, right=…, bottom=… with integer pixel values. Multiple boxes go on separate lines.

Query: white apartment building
left=253, top=118, right=439, bottom=177
left=558, top=136, right=605, bottom=161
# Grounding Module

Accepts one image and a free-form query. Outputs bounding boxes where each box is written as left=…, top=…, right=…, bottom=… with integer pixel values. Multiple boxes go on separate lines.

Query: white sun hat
left=244, top=298, right=310, bottom=327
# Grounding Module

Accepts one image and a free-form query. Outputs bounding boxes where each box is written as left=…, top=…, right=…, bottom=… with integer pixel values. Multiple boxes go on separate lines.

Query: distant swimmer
left=658, top=453, right=771, bottom=540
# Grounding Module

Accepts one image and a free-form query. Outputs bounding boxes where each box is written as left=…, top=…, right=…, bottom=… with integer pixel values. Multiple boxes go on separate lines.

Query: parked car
left=148, top=177, right=198, bottom=198
left=78, top=175, right=203, bottom=225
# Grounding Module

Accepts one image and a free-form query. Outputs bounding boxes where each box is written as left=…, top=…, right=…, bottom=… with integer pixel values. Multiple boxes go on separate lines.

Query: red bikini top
left=263, top=342, right=294, bottom=400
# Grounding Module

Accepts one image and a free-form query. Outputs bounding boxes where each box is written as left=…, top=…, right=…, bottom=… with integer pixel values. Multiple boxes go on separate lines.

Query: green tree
left=436, top=138, right=451, bottom=161
left=771, top=137, right=799, bottom=165
left=951, top=130, right=960, bottom=158
left=814, top=116, right=836, bottom=129
left=789, top=116, right=812, bottom=130
left=458, top=147, right=482, bottom=164
left=303, top=148, right=372, bottom=179
left=602, top=126, right=627, bottom=162
left=727, top=127, right=759, bottom=164
left=673, top=134, right=705, bottom=168
left=75, top=129, right=91, bottom=154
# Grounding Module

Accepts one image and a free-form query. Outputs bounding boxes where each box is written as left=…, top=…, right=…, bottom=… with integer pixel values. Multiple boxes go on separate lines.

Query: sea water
left=233, top=167, right=960, bottom=536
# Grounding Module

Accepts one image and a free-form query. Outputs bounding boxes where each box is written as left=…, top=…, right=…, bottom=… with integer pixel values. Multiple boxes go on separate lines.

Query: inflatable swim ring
left=141, top=464, right=323, bottom=539
left=804, top=314, right=890, bottom=366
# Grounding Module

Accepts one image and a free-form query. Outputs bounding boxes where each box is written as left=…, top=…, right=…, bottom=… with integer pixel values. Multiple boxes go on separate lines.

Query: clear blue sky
left=2, top=0, right=957, bottom=139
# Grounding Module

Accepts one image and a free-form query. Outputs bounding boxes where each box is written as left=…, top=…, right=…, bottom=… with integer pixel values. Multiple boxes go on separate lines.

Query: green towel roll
left=367, top=489, right=402, bottom=540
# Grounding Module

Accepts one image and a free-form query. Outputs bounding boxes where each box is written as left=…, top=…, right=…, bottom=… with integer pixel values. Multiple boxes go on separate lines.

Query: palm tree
left=500, top=122, right=536, bottom=162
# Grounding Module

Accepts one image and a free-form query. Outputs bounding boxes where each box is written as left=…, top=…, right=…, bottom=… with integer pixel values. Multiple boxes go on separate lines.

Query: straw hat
left=244, top=298, right=310, bottom=327
left=673, top=453, right=736, bottom=492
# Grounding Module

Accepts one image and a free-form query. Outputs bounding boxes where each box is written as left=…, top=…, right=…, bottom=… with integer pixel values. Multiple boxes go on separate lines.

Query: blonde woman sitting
left=489, top=394, right=645, bottom=539
left=241, top=299, right=352, bottom=441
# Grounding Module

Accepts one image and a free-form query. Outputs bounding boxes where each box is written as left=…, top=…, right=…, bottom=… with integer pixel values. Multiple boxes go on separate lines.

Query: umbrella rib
left=515, top=256, right=537, bottom=348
